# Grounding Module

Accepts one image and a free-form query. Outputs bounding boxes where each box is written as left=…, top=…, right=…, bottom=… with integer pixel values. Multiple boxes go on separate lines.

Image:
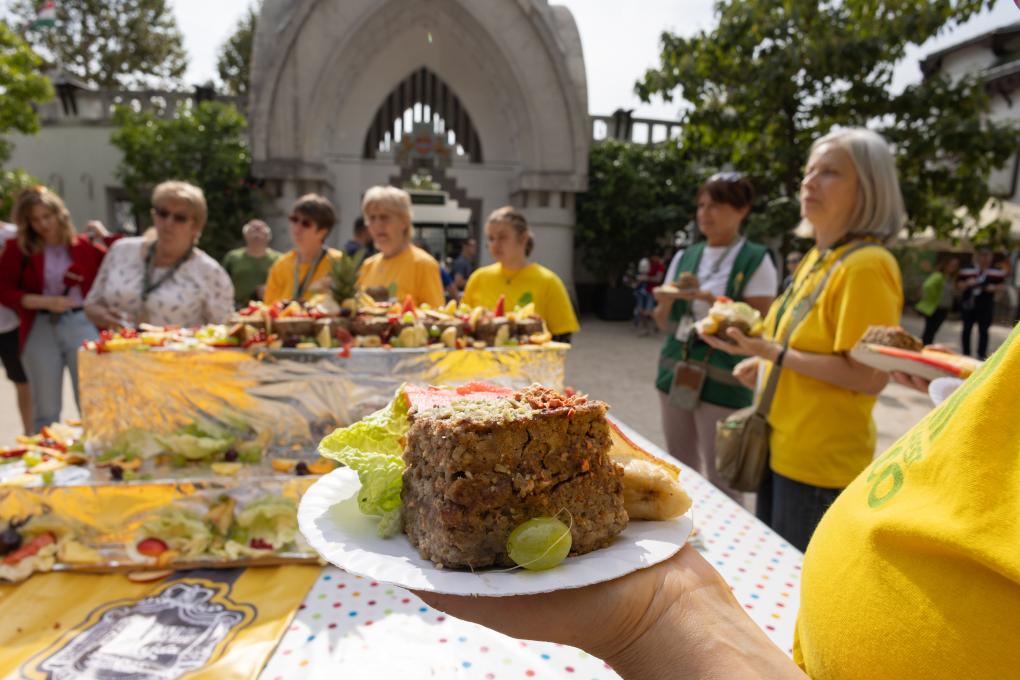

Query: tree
left=111, top=101, right=265, bottom=260
left=575, top=139, right=699, bottom=287
left=0, top=21, right=52, bottom=218
left=217, top=2, right=259, bottom=98
left=11, top=0, right=187, bottom=90
left=636, top=0, right=1018, bottom=246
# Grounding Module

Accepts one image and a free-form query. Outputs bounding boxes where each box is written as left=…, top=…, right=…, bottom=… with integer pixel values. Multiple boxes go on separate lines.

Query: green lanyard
left=142, top=244, right=192, bottom=302
left=293, top=248, right=327, bottom=300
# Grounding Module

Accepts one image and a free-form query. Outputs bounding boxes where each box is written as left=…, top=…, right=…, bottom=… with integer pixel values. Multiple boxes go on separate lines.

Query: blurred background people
left=344, top=216, right=375, bottom=258
left=916, top=256, right=960, bottom=345
left=958, top=247, right=1006, bottom=359
left=0, top=187, right=105, bottom=431
left=85, top=180, right=233, bottom=328
left=0, top=221, right=31, bottom=434
left=462, top=206, right=580, bottom=341
left=264, top=194, right=343, bottom=305
left=452, top=237, right=477, bottom=294
left=222, top=219, right=280, bottom=307
left=782, top=250, right=803, bottom=290
left=652, top=173, right=776, bottom=500
left=357, top=186, right=444, bottom=307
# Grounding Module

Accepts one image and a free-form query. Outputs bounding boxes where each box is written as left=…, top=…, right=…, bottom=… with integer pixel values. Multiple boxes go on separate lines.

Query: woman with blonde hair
left=357, top=185, right=444, bottom=307
left=700, top=127, right=906, bottom=550
left=85, top=180, right=233, bottom=328
left=0, top=186, right=106, bottom=431
left=462, top=206, right=579, bottom=340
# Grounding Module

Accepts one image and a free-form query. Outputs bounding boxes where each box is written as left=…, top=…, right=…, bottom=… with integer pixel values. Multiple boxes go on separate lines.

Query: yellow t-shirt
left=356, top=245, right=444, bottom=308
left=794, top=322, right=1020, bottom=679
left=263, top=248, right=343, bottom=305
left=762, top=242, right=903, bottom=488
left=462, top=263, right=580, bottom=336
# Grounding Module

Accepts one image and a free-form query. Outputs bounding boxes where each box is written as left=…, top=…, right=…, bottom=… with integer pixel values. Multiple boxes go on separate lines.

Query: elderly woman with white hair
left=356, top=185, right=444, bottom=307
left=700, top=127, right=906, bottom=551
left=85, top=180, right=234, bottom=328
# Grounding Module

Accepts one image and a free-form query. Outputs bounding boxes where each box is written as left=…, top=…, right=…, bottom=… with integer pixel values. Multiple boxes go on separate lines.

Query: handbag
left=714, top=242, right=875, bottom=491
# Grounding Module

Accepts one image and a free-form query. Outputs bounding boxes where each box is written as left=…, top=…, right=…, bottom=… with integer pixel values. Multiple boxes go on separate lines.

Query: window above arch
left=363, top=67, right=483, bottom=163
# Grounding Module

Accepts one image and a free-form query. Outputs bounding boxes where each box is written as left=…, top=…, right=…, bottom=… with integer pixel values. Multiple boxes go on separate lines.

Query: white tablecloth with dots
left=259, top=420, right=803, bottom=679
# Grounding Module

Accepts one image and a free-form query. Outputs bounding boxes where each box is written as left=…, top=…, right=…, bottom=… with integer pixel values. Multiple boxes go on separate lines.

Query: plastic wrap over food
left=79, top=344, right=568, bottom=451
left=0, top=476, right=319, bottom=576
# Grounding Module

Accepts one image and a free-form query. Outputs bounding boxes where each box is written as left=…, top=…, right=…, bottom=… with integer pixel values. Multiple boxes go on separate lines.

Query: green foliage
left=575, top=140, right=699, bottom=286
left=217, top=2, right=259, bottom=98
left=110, top=101, right=265, bottom=260
left=0, top=168, right=41, bottom=220
left=0, top=21, right=53, bottom=163
left=331, top=248, right=365, bottom=304
left=636, top=0, right=1018, bottom=246
left=12, top=0, right=187, bottom=89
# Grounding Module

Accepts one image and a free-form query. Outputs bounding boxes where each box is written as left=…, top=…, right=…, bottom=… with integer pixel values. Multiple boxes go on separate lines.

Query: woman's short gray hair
left=361, top=185, right=414, bottom=240
left=797, top=127, right=906, bottom=243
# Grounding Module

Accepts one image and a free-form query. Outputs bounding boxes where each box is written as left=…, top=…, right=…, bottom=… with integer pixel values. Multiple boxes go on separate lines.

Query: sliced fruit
left=271, top=458, right=298, bottom=473
left=210, top=462, right=242, bottom=476
left=3, top=533, right=55, bottom=565
left=307, top=459, right=336, bottom=475
left=136, top=538, right=168, bottom=557
left=494, top=294, right=506, bottom=317
left=127, top=569, right=172, bottom=583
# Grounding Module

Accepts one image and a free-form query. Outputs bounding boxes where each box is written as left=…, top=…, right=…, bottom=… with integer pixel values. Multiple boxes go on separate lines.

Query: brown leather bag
left=715, top=243, right=875, bottom=491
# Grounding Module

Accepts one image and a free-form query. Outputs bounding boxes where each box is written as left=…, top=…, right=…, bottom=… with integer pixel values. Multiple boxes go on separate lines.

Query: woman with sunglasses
left=263, top=194, right=344, bottom=305
left=356, top=186, right=445, bottom=308
left=699, top=128, right=904, bottom=551
left=651, top=172, right=777, bottom=501
left=0, top=186, right=106, bottom=431
left=84, top=180, right=233, bottom=329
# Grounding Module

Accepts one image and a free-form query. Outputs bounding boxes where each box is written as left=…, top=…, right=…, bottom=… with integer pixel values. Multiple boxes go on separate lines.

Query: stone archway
left=249, top=0, right=589, bottom=289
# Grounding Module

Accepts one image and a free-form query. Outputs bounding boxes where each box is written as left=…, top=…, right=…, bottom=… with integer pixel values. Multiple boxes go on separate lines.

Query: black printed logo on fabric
left=24, top=580, right=254, bottom=679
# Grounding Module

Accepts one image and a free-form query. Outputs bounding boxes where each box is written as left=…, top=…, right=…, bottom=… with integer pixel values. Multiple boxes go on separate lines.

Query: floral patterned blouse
left=85, top=237, right=234, bottom=327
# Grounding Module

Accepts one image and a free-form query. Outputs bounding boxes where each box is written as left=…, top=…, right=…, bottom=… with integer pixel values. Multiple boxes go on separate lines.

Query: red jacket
left=0, top=234, right=106, bottom=350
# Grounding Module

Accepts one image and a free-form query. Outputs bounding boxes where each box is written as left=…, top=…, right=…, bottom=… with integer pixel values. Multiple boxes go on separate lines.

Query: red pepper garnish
left=337, top=343, right=352, bottom=359
left=4, top=533, right=55, bottom=565
left=0, top=448, right=27, bottom=459
left=249, top=538, right=273, bottom=550
left=401, top=295, right=416, bottom=315
left=494, top=294, right=506, bottom=317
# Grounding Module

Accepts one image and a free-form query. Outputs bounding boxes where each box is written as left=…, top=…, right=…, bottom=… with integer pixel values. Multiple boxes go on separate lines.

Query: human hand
left=85, top=220, right=110, bottom=240
left=733, top=357, right=760, bottom=389
left=84, top=303, right=125, bottom=330
left=699, top=326, right=777, bottom=359
left=891, top=344, right=955, bottom=393
left=47, top=296, right=76, bottom=314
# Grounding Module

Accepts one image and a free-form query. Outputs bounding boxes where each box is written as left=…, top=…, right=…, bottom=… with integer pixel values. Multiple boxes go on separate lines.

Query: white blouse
left=85, top=237, right=234, bottom=327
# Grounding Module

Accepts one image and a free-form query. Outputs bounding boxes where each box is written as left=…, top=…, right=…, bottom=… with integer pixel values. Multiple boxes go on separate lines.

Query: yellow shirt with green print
left=793, top=322, right=1020, bottom=679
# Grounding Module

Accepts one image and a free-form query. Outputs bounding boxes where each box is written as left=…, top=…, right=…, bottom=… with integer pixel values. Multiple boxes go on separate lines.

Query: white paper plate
left=929, top=376, right=964, bottom=406
left=849, top=344, right=974, bottom=381
left=299, top=467, right=693, bottom=597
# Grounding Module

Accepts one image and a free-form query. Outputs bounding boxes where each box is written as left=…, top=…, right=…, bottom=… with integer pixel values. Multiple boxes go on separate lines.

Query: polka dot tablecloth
left=259, top=420, right=803, bottom=679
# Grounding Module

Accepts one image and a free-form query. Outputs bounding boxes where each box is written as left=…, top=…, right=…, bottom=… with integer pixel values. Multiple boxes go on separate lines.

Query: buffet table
left=258, top=421, right=803, bottom=679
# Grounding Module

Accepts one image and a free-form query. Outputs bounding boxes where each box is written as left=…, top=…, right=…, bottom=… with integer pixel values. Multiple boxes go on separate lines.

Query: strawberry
left=494, top=294, right=506, bottom=317
left=136, top=538, right=168, bottom=557
left=3, top=533, right=55, bottom=565
left=401, top=295, right=416, bottom=315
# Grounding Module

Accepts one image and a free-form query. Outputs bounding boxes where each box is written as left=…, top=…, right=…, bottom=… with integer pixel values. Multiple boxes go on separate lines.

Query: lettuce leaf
left=318, top=391, right=409, bottom=537
left=155, top=433, right=235, bottom=461
left=230, top=496, right=298, bottom=550
left=139, top=507, right=212, bottom=557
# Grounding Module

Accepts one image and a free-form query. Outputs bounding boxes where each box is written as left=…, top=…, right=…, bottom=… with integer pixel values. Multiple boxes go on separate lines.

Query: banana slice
left=608, top=423, right=692, bottom=521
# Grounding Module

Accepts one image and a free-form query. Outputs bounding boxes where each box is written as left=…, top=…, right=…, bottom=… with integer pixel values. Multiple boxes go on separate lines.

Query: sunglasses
left=152, top=207, right=191, bottom=224
left=289, top=214, right=320, bottom=230
left=708, top=171, right=746, bottom=183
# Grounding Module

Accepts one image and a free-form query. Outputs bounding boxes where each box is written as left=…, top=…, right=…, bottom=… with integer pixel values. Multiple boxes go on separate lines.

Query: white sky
left=107, top=0, right=1020, bottom=119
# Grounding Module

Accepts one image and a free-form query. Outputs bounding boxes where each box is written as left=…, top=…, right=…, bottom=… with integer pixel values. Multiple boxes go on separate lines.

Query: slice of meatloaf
left=402, top=385, right=628, bottom=569
left=859, top=325, right=924, bottom=352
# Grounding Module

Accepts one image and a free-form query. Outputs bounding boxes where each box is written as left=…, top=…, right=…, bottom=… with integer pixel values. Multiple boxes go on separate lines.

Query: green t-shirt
left=222, top=247, right=281, bottom=306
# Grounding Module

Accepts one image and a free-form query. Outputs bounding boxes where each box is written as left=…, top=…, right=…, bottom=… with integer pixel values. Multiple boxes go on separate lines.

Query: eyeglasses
left=289, top=214, right=319, bottom=229
left=152, top=207, right=191, bottom=224
left=708, top=171, right=746, bottom=183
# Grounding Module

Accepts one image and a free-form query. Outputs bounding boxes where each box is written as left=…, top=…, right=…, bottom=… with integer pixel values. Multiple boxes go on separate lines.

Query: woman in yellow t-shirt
left=699, top=128, right=904, bottom=551
left=415, top=325, right=1020, bottom=679
left=263, top=194, right=343, bottom=304
left=356, top=186, right=444, bottom=308
left=462, top=206, right=580, bottom=340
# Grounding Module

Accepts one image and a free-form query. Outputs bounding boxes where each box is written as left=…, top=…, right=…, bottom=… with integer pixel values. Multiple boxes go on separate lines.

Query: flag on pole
left=31, top=1, right=57, bottom=29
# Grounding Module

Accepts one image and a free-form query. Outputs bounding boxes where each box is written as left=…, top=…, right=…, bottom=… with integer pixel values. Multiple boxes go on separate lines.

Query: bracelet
left=774, top=346, right=787, bottom=366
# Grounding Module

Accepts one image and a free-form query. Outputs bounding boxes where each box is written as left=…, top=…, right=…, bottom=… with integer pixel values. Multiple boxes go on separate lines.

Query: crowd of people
left=0, top=182, right=580, bottom=435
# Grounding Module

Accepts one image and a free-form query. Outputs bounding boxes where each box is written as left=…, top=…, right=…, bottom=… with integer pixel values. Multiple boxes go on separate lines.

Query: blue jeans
left=756, top=463, right=843, bottom=552
left=20, top=310, right=98, bottom=432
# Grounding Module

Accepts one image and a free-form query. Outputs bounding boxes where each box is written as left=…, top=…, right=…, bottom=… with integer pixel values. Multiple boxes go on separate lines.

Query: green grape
left=23, top=451, right=42, bottom=467
left=507, top=516, right=572, bottom=571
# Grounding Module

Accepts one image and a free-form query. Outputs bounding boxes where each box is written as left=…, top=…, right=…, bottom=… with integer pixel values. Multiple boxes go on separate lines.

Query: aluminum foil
left=79, top=344, right=568, bottom=451
left=0, top=476, right=319, bottom=575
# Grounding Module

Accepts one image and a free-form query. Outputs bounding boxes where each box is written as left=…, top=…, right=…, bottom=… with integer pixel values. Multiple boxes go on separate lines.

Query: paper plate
left=850, top=343, right=980, bottom=381
left=929, top=376, right=964, bottom=407
left=298, top=467, right=693, bottom=597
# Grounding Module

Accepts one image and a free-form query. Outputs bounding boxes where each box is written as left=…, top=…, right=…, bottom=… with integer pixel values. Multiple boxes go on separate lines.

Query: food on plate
left=506, top=516, right=573, bottom=571
left=220, top=496, right=301, bottom=559
left=0, top=516, right=100, bottom=582
left=858, top=325, right=924, bottom=352
left=318, top=382, right=691, bottom=571
left=1, top=423, right=89, bottom=486
left=695, top=297, right=763, bottom=340
left=676, top=272, right=700, bottom=290
left=129, top=507, right=213, bottom=566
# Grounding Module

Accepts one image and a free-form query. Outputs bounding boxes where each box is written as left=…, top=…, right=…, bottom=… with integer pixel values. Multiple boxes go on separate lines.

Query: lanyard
left=293, top=248, right=327, bottom=300
left=142, top=243, right=192, bottom=302
left=771, top=236, right=855, bottom=336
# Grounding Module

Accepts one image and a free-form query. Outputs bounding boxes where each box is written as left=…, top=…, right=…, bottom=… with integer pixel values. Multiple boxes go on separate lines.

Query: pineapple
left=330, top=249, right=366, bottom=306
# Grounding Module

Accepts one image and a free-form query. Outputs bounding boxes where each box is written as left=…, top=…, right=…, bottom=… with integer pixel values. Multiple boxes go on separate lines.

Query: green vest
left=655, top=239, right=770, bottom=409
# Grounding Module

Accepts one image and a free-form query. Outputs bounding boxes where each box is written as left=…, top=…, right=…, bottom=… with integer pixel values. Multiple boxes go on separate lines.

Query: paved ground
left=0, top=313, right=1013, bottom=451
